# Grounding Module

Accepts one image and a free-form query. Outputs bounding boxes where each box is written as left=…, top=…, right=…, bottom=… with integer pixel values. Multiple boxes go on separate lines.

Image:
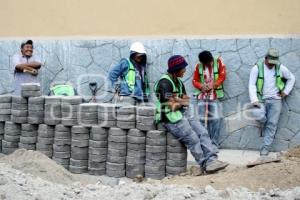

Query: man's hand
left=201, top=84, right=209, bottom=92
left=252, top=101, right=261, bottom=108
left=278, top=91, right=287, bottom=98
left=23, top=67, right=38, bottom=75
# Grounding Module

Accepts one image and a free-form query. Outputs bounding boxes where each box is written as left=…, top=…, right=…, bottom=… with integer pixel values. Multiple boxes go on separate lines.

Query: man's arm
left=192, top=64, right=209, bottom=92
left=281, top=65, right=296, bottom=96
left=213, top=57, right=226, bottom=89
left=107, top=59, right=128, bottom=91
left=249, top=65, right=259, bottom=104
left=15, top=62, right=41, bottom=71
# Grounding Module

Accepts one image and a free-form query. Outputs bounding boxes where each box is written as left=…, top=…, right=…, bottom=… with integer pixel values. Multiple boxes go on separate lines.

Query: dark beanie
left=21, top=40, right=33, bottom=49
left=167, top=55, right=188, bottom=73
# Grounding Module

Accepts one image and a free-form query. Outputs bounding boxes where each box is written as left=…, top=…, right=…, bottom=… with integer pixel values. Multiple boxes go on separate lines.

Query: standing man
left=108, top=42, right=150, bottom=105
left=249, top=48, right=295, bottom=156
left=12, top=40, right=42, bottom=95
left=154, top=55, right=228, bottom=173
left=192, top=51, right=226, bottom=149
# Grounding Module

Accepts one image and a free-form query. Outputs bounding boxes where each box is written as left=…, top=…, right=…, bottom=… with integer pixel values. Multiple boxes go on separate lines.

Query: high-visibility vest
left=154, top=74, right=184, bottom=123
left=256, top=60, right=285, bottom=101
left=50, top=84, right=75, bottom=96
left=124, top=59, right=150, bottom=96
left=194, top=57, right=224, bottom=98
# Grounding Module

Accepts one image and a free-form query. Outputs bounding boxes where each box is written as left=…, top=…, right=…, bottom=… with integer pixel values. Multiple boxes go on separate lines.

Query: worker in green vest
left=249, top=48, right=295, bottom=156
left=192, top=51, right=226, bottom=150
left=154, top=55, right=228, bottom=174
left=108, top=42, right=150, bottom=105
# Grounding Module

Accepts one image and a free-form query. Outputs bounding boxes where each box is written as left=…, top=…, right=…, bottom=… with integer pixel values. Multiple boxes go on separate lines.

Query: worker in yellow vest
left=108, top=42, right=150, bottom=105
left=249, top=48, right=295, bottom=156
left=192, top=51, right=226, bottom=150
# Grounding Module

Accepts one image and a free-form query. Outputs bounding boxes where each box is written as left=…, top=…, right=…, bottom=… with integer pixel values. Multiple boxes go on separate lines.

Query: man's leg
left=207, top=101, right=221, bottom=147
left=261, top=99, right=282, bottom=155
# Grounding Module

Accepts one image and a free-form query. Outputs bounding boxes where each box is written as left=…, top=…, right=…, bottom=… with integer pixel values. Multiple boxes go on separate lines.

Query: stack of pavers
left=98, top=103, right=117, bottom=128
left=0, top=122, right=4, bottom=152
left=0, top=95, right=12, bottom=122
left=11, top=96, right=28, bottom=124
left=53, top=125, right=71, bottom=169
left=117, top=105, right=136, bottom=129
left=21, top=83, right=41, bottom=98
left=88, top=126, right=108, bottom=175
left=145, top=130, right=167, bottom=180
left=166, top=132, right=187, bottom=176
left=70, top=126, right=89, bottom=174
left=136, top=105, right=156, bottom=131
left=126, top=129, right=146, bottom=178
left=28, top=97, right=44, bottom=124
left=3, top=122, right=21, bottom=154
left=36, top=124, right=55, bottom=158
left=106, top=127, right=127, bottom=178
left=79, top=103, right=98, bottom=127
left=61, top=96, right=82, bottom=126
left=19, top=124, right=38, bottom=150
left=44, top=96, right=61, bottom=125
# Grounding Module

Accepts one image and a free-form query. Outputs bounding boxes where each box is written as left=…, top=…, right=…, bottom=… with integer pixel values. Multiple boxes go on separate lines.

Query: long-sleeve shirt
left=192, top=57, right=226, bottom=100
left=248, top=63, right=295, bottom=103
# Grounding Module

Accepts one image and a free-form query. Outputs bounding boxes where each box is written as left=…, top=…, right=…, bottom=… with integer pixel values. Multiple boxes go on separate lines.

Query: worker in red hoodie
left=192, top=51, right=226, bottom=150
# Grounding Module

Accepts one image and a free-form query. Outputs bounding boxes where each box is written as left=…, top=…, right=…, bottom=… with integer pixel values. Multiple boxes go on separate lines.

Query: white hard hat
left=130, top=42, right=146, bottom=54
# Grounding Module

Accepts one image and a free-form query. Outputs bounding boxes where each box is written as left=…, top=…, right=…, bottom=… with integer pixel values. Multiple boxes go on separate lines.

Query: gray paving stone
left=108, top=141, right=126, bottom=150
left=71, top=126, right=89, bottom=134
left=147, top=130, right=165, bottom=139
left=0, top=95, right=12, bottom=103
left=19, top=136, right=36, bottom=144
left=136, top=106, right=156, bottom=116
left=145, top=172, right=165, bottom=180
left=88, top=147, right=107, bottom=155
left=166, top=159, right=187, bottom=167
left=89, top=154, right=107, bottom=162
left=167, top=152, right=188, bottom=161
left=21, top=90, right=42, bottom=97
left=108, top=135, right=127, bottom=143
left=127, top=135, right=145, bottom=144
left=0, top=109, right=11, bottom=114
left=0, top=103, right=11, bottom=109
left=146, top=152, right=166, bottom=160
left=18, top=143, right=36, bottom=150
left=146, top=138, right=166, bottom=146
left=54, top=138, right=71, bottom=145
left=69, top=165, right=88, bottom=174
left=4, top=135, right=20, bottom=142
left=70, top=158, right=88, bottom=167
left=71, top=147, right=88, bottom=160
left=21, top=130, right=38, bottom=137
left=89, top=140, right=108, bottom=148
left=88, top=161, right=106, bottom=168
left=117, top=121, right=135, bottom=129
left=106, top=169, right=125, bottom=178
left=53, top=144, right=71, bottom=152
left=117, top=105, right=136, bottom=114
left=71, top=139, right=89, bottom=147
left=36, top=143, right=53, bottom=151
left=88, top=168, right=106, bottom=176
left=108, top=148, right=127, bottom=157
left=117, top=114, right=136, bottom=122
left=37, top=137, right=54, bottom=145
left=108, top=127, right=127, bottom=136
left=98, top=120, right=117, bottom=128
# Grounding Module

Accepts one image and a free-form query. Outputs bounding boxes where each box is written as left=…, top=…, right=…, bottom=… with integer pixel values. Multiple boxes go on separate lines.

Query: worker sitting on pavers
left=192, top=51, right=226, bottom=150
left=12, top=40, right=42, bottom=96
left=154, top=55, right=228, bottom=173
left=249, top=48, right=295, bottom=156
left=107, top=42, right=150, bottom=105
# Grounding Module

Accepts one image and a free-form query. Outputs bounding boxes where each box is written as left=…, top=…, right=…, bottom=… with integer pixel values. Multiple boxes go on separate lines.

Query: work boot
left=205, top=160, right=229, bottom=173
left=260, top=147, right=269, bottom=156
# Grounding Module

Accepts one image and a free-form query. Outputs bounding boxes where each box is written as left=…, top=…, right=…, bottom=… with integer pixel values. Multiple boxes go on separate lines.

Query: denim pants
left=190, top=96, right=221, bottom=146
left=164, top=111, right=217, bottom=168
left=251, top=98, right=282, bottom=150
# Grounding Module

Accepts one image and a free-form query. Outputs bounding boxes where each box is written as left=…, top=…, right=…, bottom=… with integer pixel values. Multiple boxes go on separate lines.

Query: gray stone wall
left=0, top=37, right=299, bottom=151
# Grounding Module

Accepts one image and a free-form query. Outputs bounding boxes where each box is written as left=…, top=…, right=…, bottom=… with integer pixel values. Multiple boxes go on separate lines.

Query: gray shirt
left=12, top=53, right=41, bottom=95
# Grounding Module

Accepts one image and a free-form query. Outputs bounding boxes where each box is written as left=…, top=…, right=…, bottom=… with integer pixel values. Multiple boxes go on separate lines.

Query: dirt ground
left=162, top=147, right=300, bottom=191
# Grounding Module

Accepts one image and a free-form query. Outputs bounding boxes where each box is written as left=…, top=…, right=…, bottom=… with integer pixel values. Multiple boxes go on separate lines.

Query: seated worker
left=154, top=55, right=228, bottom=173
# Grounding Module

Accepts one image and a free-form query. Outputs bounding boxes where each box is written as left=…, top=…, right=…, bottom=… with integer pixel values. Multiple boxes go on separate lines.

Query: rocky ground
left=0, top=148, right=299, bottom=200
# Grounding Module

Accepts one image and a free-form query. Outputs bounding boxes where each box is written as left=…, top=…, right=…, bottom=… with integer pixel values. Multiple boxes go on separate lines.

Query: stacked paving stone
left=61, top=96, right=82, bottom=126
left=21, top=83, right=42, bottom=98
left=136, top=105, right=156, bottom=131
left=145, top=130, right=167, bottom=180
left=79, top=103, right=98, bottom=127
left=98, top=103, right=117, bottom=128
left=19, top=124, right=38, bottom=150
left=28, top=97, right=44, bottom=124
left=106, top=127, right=127, bottom=178
left=88, top=126, right=108, bottom=175
left=0, top=122, right=4, bottom=152
left=0, top=95, right=12, bottom=122
left=3, top=122, right=21, bottom=154
left=44, top=96, right=61, bottom=125
left=70, top=126, right=89, bottom=174
left=11, top=96, right=28, bottom=124
left=36, top=124, right=55, bottom=158
left=126, top=129, right=146, bottom=178
left=53, top=125, right=71, bottom=169
left=117, top=105, right=136, bottom=129
left=166, top=132, right=187, bottom=176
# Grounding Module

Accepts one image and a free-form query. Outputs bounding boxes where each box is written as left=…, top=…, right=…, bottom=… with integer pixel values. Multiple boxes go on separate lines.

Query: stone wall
left=0, top=37, right=299, bottom=151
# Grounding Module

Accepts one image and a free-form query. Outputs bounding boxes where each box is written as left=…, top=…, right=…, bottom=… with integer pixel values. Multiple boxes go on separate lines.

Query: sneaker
left=260, top=148, right=269, bottom=156
left=205, top=160, right=229, bottom=173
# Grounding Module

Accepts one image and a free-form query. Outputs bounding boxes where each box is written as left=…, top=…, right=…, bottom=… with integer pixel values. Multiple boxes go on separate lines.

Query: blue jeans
left=164, top=112, right=217, bottom=168
left=190, top=97, right=221, bottom=147
left=251, top=99, right=282, bottom=150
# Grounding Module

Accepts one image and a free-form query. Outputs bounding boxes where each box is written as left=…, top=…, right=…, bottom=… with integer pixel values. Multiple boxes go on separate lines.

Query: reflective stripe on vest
left=50, top=85, right=75, bottom=96
left=154, top=74, right=184, bottom=123
left=256, top=60, right=285, bottom=101
left=194, top=57, right=224, bottom=98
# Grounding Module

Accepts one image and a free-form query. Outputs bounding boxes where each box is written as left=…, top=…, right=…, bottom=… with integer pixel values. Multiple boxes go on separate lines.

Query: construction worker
left=108, top=42, right=150, bottom=105
left=12, top=40, right=42, bottom=95
left=192, top=51, right=226, bottom=150
left=154, top=55, right=228, bottom=173
left=249, top=48, right=295, bottom=156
